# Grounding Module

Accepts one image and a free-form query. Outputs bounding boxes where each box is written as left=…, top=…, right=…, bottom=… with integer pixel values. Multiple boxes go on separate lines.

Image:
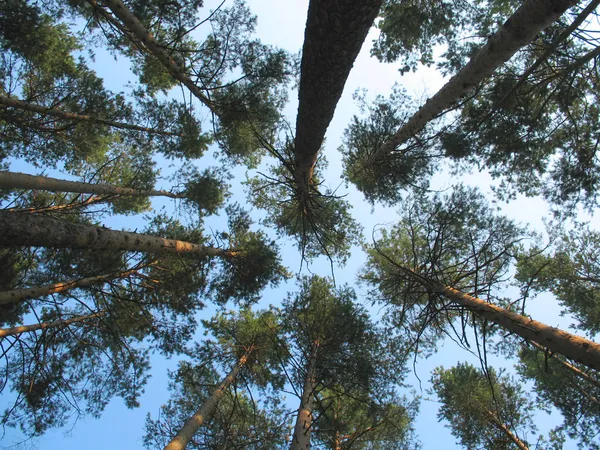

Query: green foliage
left=518, top=346, right=600, bottom=450
left=178, top=165, right=230, bottom=217
left=431, top=362, right=537, bottom=449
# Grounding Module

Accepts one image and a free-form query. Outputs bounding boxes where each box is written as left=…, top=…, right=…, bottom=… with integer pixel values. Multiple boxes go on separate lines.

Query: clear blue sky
left=2, top=1, right=596, bottom=448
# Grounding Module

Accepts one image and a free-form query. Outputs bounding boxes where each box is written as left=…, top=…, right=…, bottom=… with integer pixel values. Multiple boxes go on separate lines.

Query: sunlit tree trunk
left=0, top=211, right=236, bottom=258
left=367, top=0, right=577, bottom=166
left=0, top=171, right=181, bottom=199
left=0, top=311, right=106, bottom=338
left=290, top=349, right=318, bottom=450
left=293, top=0, right=381, bottom=197
left=0, top=95, right=181, bottom=136
left=404, top=267, right=600, bottom=371
left=164, top=348, right=253, bottom=450
left=0, top=266, right=147, bottom=306
left=92, top=0, right=217, bottom=115
left=484, top=410, right=529, bottom=450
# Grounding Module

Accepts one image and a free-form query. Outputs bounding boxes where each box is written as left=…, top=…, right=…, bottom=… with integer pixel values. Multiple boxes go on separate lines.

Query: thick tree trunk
left=293, top=0, right=382, bottom=197
left=0, top=311, right=106, bottom=338
left=0, top=171, right=181, bottom=199
left=290, top=350, right=318, bottom=450
left=94, top=0, right=217, bottom=115
left=0, top=211, right=236, bottom=258
left=368, top=0, right=577, bottom=165
left=164, top=349, right=252, bottom=450
left=0, top=267, right=146, bottom=305
left=0, top=95, right=181, bottom=136
left=403, top=267, right=600, bottom=371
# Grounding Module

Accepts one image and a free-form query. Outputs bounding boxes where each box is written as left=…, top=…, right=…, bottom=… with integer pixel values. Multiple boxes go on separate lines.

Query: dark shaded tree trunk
left=367, top=0, right=577, bottom=166
left=293, top=0, right=382, bottom=197
left=0, top=95, right=181, bottom=136
left=0, top=211, right=236, bottom=258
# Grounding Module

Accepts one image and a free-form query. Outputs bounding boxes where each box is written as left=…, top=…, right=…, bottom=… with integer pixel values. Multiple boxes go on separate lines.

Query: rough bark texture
left=0, top=211, right=234, bottom=258
left=290, top=352, right=317, bottom=450
left=0, top=268, right=144, bottom=306
left=0, top=95, right=181, bottom=136
left=0, top=171, right=180, bottom=198
left=0, top=311, right=106, bottom=338
left=294, top=0, right=382, bottom=195
left=369, top=0, right=577, bottom=164
left=164, top=350, right=251, bottom=450
left=96, top=0, right=217, bottom=114
left=411, top=272, right=600, bottom=371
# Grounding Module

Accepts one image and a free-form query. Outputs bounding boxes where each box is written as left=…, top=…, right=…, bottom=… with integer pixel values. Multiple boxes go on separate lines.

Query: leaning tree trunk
left=0, top=266, right=149, bottom=306
left=92, top=0, right=217, bottom=115
left=0, top=211, right=236, bottom=258
left=485, top=410, right=529, bottom=450
left=293, top=0, right=382, bottom=198
left=367, top=0, right=577, bottom=166
left=0, top=171, right=181, bottom=199
left=290, top=349, right=318, bottom=450
left=164, top=348, right=253, bottom=450
left=0, top=311, right=106, bottom=338
left=403, top=267, right=600, bottom=371
left=0, top=95, right=180, bottom=137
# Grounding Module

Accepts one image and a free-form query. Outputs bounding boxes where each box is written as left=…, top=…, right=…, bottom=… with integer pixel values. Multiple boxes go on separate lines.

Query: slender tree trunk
left=0, top=211, right=237, bottom=258
left=164, top=348, right=253, bottom=450
left=485, top=410, right=529, bottom=450
left=293, top=0, right=382, bottom=197
left=367, top=0, right=577, bottom=166
left=0, top=171, right=182, bottom=199
left=403, top=267, right=600, bottom=371
left=93, top=0, right=217, bottom=115
left=0, top=266, right=148, bottom=305
left=0, top=311, right=106, bottom=338
left=290, top=349, right=318, bottom=450
left=0, top=95, right=181, bottom=137
left=530, top=341, right=600, bottom=389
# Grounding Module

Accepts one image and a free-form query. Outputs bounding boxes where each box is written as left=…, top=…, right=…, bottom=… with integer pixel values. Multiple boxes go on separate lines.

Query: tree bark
left=0, top=211, right=236, bottom=258
left=485, top=410, right=529, bottom=450
left=403, top=267, right=600, bottom=371
left=94, top=0, right=217, bottom=115
left=0, top=171, right=181, bottom=199
left=367, top=0, right=577, bottom=165
left=290, top=349, right=318, bottom=450
left=293, top=0, right=382, bottom=197
left=164, top=349, right=253, bottom=450
left=0, top=311, right=106, bottom=338
left=0, top=267, right=146, bottom=306
left=0, top=95, right=181, bottom=137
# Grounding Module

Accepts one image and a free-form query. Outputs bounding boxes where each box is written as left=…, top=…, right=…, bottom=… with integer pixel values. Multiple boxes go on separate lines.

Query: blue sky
left=2, top=0, right=597, bottom=448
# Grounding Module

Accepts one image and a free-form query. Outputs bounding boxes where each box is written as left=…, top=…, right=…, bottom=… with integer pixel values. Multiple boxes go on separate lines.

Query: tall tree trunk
left=293, top=0, right=382, bottom=198
left=0, top=171, right=181, bottom=199
left=530, top=341, right=600, bottom=389
left=0, top=311, right=106, bottom=338
left=0, top=211, right=237, bottom=258
left=290, top=349, right=318, bottom=450
left=367, top=0, right=577, bottom=166
left=0, top=266, right=148, bottom=305
left=403, top=267, right=600, bottom=371
left=164, top=348, right=253, bottom=450
left=485, top=410, right=529, bottom=450
left=92, top=0, right=217, bottom=115
left=0, top=95, right=181, bottom=136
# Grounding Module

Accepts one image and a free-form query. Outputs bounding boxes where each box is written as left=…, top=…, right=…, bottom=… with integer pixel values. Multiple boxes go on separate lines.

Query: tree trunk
left=0, top=311, right=106, bottom=338
left=94, top=0, right=217, bottom=115
left=367, top=0, right=577, bottom=165
left=290, top=349, right=318, bottom=450
left=164, top=349, right=253, bottom=450
left=404, top=267, right=600, bottom=371
left=0, top=95, right=181, bottom=136
left=485, top=410, right=529, bottom=450
left=293, top=0, right=382, bottom=197
left=0, top=211, right=236, bottom=258
left=530, top=341, right=600, bottom=389
left=0, top=171, right=181, bottom=199
left=0, top=267, right=147, bottom=305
